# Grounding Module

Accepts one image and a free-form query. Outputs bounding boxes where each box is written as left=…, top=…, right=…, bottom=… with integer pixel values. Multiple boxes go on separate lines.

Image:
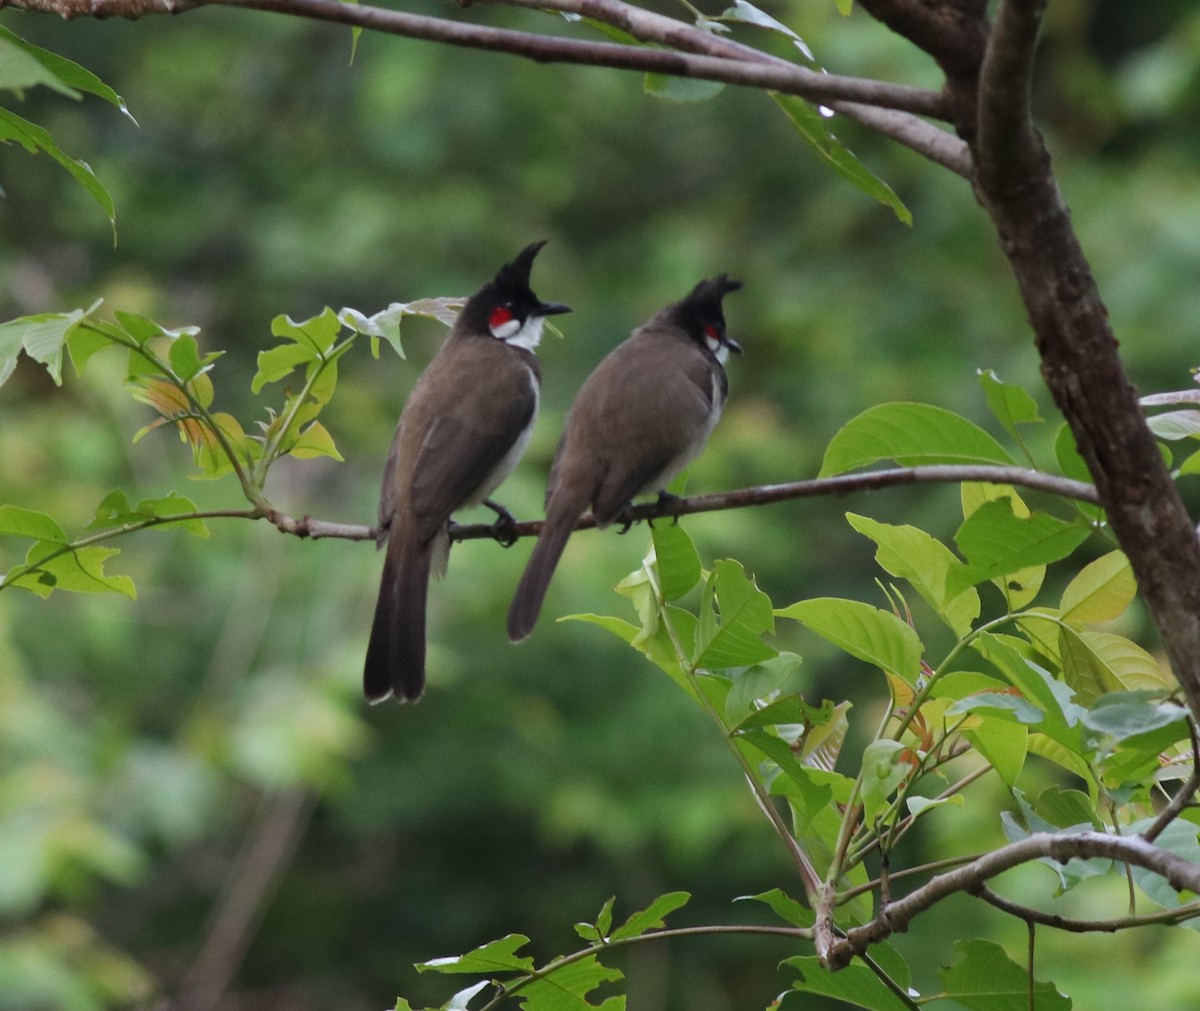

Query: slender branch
left=173, top=789, right=314, bottom=1011
left=450, top=465, right=1098, bottom=543
left=974, top=885, right=1200, bottom=934
left=822, top=830, right=1200, bottom=970
left=1142, top=718, right=1200, bottom=845
left=0, top=0, right=973, bottom=172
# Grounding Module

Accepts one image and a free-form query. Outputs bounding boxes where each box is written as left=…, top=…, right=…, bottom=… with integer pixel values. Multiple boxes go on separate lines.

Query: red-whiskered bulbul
left=364, top=240, right=570, bottom=703
left=507, top=275, right=742, bottom=642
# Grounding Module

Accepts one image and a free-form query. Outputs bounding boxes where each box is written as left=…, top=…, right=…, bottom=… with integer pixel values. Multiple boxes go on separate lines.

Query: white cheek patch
left=708, top=336, right=730, bottom=364
left=504, top=315, right=546, bottom=352
left=490, top=317, right=521, bottom=340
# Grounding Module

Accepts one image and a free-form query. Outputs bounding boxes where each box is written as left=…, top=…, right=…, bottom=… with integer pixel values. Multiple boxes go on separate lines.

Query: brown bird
left=364, top=241, right=570, bottom=703
left=507, top=275, right=742, bottom=642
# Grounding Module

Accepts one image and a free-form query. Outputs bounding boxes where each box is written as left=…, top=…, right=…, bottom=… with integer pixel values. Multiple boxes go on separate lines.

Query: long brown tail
left=363, top=533, right=432, bottom=703
left=507, top=487, right=588, bottom=642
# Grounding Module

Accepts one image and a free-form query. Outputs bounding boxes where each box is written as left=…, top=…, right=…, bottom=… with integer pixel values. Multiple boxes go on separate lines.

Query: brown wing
left=551, top=329, right=721, bottom=527
left=407, top=342, right=538, bottom=541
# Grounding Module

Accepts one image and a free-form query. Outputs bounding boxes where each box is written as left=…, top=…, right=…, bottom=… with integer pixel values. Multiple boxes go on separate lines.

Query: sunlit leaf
left=289, top=421, right=344, bottom=462
left=978, top=368, right=1041, bottom=441
left=952, top=499, right=1089, bottom=591
left=610, top=891, right=690, bottom=941
left=777, top=597, right=922, bottom=684
left=418, top=934, right=535, bottom=975
left=860, top=738, right=911, bottom=823
left=651, top=522, right=701, bottom=600
left=846, top=513, right=980, bottom=636
left=820, top=403, right=1013, bottom=477
left=0, top=505, right=67, bottom=543
left=0, top=303, right=101, bottom=388
left=693, top=560, right=777, bottom=668
left=1059, top=551, right=1135, bottom=625
left=962, top=717, right=1028, bottom=786
left=735, top=888, right=813, bottom=928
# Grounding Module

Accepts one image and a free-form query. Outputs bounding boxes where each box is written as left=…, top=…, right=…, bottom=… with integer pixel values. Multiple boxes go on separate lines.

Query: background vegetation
left=2, top=1, right=1200, bottom=1008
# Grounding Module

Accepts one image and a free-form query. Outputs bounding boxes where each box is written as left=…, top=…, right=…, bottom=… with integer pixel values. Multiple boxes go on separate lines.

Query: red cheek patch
left=490, top=306, right=515, bottom=329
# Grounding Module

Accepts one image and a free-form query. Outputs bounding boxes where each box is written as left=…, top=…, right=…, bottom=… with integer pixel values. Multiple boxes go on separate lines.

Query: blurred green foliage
left=2, top=0, right=1200, bottom=1008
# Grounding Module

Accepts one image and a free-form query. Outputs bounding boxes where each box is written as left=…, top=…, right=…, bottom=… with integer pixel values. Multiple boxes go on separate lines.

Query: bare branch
left=974, top=885, right=1200, bottom=934
left=1142, top=718, right=1200, bottom=845
left=822, top=830, right=1200, bottom=969
left=234, top=465, right=1097, bottom=546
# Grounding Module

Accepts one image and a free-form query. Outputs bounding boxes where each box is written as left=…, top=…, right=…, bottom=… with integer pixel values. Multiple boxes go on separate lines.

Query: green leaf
left=1077, top=631, right=1169, bottom=692
left=0, top=304, right=102, bottom=387
left=952, top=499, right=1089, bottom=590
left=939, top=938, right=1071, bottom=1010
left=860, top=739, right=911, bottom=823
left=272, top=307, right=342, bottom=352
left=516, top=954, right=624, bottom=1010
left=735, top=888, right=813, bottom=928
left=417, top=934, right=535, bottom=975
left=0, top=107, right=114, bottom=228
left=784, top=948, right=914, bottom=1011
left=1058, top=625, right=1128, bottom=706
left=962, top=718, right=1028, bottom=787
left=846, top=513, right=980, bottom=636
left=1127, top=819, right=1200, bottom=909
left=1081, top=692, right=1188, bottom=743
left=1059, top=550, right=1135, bottom=624
left=978, top=368, right=1042, bottom=440
left=967, top=633, right=1086, bottom=750
left=643, top=73, right=725, bottom=102
left=693, top=560, right=777, bottom=668
left=289, top=421, right=344, bottom=461
left=1147, top=409, right=1200, bottom=440
left=0, top=505, right=67, bottom=543
left=724, top=652, right=805, bottom=726
left=820, top=403, right=1014, bottom=477
left=717, top=0, right=815, bottom=60
left=610, top=891, right=690, bottom=941
left=575, top=896, right=616, bottom=942
left=0, top=34, right=78, bottom=97
left=87, top=490, right=210, bottom=538
left=651, top=522, right=701, bottom=600
left=776, top=597, right=922, bottom=684
left=252, top=342, right=320, bottom=392
left=771, top=94, right=911, bottom=224
left=7, top=542, right=135, bottom=598
left=0, top=26, right=133, bottom=118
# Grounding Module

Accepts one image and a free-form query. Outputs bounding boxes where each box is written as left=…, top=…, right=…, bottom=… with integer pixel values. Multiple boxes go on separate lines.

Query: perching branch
left=819, top=830, right=1200, bottom=969
left=242, top=464, right=1099, bottom=544
left=974, top=885, right=1200, bottom=935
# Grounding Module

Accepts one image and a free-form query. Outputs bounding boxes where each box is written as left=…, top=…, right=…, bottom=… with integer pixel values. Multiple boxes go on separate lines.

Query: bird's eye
left=490, top=306, right=515, bottom=330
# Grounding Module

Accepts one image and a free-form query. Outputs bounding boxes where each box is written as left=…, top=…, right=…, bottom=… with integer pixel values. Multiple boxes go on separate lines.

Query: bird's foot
left=654, top=489, right=682, bottom=527
left=483, top=499, right=520, bottom=548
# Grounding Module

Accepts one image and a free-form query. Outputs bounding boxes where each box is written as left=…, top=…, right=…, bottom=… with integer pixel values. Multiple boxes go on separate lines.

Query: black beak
left=534, top=302, right=572, bottom=317
left=724, top=336, right=743, bottom=354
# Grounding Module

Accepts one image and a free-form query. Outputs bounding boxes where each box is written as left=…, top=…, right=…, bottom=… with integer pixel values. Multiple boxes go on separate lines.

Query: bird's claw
left=483, top=499, right=520, bottom=548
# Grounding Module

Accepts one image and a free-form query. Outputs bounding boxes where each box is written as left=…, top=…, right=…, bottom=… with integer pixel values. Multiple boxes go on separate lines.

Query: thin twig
left=974, top=885, right=1200, bottom=934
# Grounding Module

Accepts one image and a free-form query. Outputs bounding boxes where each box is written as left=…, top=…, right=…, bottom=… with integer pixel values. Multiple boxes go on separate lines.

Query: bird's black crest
left=460, top=240, right=550, bottom=331
left=671, top=274, right=742, bottom=334
left=492, top=240, right=549, bottom=295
